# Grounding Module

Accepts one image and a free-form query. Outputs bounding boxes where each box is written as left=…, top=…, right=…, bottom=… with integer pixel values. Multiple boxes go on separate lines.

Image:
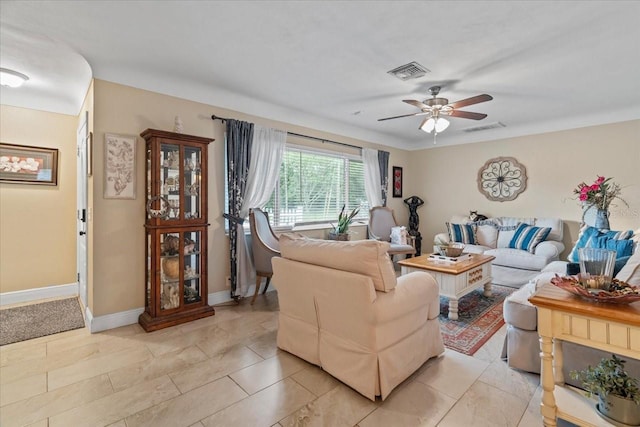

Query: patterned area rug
left=439, top=285, right=514, bottom=356
left=0, top=298, right=85, bottom=346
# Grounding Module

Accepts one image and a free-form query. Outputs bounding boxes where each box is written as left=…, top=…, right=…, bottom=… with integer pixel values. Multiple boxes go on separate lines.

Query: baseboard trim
left=0, top=282, right=78, bottom=306
left=209, top=285, right=277, bottom=306
left=87, top=306, right=145, bottom=333
left=0, top=283, right=276, bottom=333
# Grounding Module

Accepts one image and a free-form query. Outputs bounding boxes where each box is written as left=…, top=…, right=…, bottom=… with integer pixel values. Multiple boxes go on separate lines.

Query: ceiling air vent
left=387, top=62, right=430, bottom=81
left=462, top=122, right=506, bottom=133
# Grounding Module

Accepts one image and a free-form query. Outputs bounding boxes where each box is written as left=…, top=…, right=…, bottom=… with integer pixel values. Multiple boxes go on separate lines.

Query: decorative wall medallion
left=477, top=157, right=527, bottom=202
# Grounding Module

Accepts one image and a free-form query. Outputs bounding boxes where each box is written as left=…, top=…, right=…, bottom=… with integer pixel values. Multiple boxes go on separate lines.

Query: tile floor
left=0, top=293, right=553, bottom=427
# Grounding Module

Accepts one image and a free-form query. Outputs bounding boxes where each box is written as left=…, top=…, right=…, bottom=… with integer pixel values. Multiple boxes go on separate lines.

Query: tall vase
left=582, top=204, right=610, bottom=230
left=594, top=209, right=610, bottom=230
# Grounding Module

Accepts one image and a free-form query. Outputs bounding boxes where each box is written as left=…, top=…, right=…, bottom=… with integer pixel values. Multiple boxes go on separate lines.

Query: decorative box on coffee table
left=139, top=129, right=215, bottom=332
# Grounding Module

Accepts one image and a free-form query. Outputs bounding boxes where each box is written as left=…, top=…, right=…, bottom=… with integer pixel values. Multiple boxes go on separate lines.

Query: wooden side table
left=529, top=284, right=640, bottom=427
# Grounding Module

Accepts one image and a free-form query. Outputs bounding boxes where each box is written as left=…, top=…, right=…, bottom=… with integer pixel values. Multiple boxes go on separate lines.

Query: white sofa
left=272, top=233, right=444, bottom=401
left=434, top=215, right=565, bottom=287
left=501, top=239, right=640, bottom=380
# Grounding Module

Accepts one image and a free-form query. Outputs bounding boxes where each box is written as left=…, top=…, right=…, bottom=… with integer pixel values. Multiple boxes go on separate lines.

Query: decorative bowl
left=550, top=275, right=640, bottom=304
left=438, top=242, right=465, bottom=257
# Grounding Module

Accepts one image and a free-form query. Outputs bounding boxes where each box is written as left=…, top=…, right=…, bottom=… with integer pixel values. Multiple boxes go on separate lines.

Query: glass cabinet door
left=160, top=143, right=181, bottom=220
left=160, top=232, right=181, bottom=311
left=146, top=232, right=152, bottom=311
left=183, top=146, right=202, bottom=220
left=183, top=230, right=202, bottom=304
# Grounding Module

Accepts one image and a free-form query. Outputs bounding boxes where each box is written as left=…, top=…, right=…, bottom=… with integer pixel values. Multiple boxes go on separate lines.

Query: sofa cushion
left=509, top=223, right=552, bottom=253
left=533, top=217, right=564, bottom=242
left=485, top=248, right=550, bottom=271
left=446, top=222, right=477, bottom=245
left=462, top=244, right=492, bottom=254
left=279, top=233, right=397, bottom=292
left=475, top=221, right=500, bottom=248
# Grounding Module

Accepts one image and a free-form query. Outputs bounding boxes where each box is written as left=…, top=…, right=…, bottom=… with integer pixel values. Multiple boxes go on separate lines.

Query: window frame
left=266, top=142, right=369, bottom=229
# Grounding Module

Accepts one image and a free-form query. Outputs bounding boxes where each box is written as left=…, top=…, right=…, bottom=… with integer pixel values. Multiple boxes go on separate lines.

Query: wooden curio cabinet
left=139, top=129, right=215, bottom=332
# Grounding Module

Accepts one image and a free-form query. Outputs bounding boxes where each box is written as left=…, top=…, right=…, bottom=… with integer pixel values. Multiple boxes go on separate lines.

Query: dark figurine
left=404, top=196, right=424, bottom=256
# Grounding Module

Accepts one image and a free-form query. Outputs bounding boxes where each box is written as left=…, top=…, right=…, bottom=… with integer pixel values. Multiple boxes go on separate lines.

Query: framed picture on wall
left=392, top=166, right=403, bottom=198
left=104, top=133, right=136, bottom=199
left=0, top=143, right=58, bottom=185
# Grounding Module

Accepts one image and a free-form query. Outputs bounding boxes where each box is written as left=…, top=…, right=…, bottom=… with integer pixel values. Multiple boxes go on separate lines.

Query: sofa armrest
left=534, top=240, right=564, bottom=260
left=533, top=271, right=562, bottom=290
left=374, top=272, right=441, bottom=322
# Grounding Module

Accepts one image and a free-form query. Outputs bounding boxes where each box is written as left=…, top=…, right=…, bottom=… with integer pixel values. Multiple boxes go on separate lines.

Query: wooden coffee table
left=398, top=254, right=495, bottom=320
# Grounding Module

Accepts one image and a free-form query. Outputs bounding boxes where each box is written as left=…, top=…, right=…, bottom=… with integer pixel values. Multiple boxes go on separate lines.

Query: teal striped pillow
left=509, top=223, right=551, bottom=253
left=446, top=222, right=477, bottom=245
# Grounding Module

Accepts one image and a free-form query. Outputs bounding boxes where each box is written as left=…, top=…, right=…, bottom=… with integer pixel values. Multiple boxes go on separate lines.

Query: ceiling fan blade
left=448, top=94, right=493, bottom=109
left=448, top=110, right=488, bottom=120
left=418, top=118, right=429, bottom=130
left=403, top=99, right=431, bottom=110
left=378, top=111, right=429, bottom=121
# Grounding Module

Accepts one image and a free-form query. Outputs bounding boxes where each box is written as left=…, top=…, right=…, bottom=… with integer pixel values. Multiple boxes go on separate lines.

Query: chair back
left=249, top=208, right=280, bottom=273
left=368, top=206, right=398, bottom=242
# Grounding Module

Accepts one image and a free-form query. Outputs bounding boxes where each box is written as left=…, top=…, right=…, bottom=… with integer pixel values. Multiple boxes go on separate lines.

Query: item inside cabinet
left=161, top=283, right=180, bottom=310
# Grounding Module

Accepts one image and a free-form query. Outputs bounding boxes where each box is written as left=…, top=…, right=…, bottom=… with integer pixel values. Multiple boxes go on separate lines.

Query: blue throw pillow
left=590, top=235, right=634, bottom=259
left=509, top=223, right=552, bottom=253
left=567, top=226, right=600, bottom=262
left=567, top=226, right=633, bottom=262
left=446, top=222, right=477, bottom=245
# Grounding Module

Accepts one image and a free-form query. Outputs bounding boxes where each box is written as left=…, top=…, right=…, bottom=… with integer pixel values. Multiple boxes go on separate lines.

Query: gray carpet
left=0, top=298, right=85, bottom=346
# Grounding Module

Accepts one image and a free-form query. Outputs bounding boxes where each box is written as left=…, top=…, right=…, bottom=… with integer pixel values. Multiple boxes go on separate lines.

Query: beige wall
left=7, top=79, right=635, bottom=319
left=408, top=120, right=640, bottom=257
left=91, top=79, right=410, bottom=316
left=0, top=105, right=78, bottom=292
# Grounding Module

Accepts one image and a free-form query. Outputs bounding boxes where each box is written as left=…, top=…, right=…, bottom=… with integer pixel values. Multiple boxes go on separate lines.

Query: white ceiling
left=1, top=1, right=639, bottom=150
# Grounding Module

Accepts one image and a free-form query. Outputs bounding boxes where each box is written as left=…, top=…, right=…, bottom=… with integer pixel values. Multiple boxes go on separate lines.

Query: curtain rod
left=211, top=114, right=362, bottom=151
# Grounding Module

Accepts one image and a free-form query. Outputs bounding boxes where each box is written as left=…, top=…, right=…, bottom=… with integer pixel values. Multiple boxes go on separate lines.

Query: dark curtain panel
left=225, top=119, right=254, bottom=297
left=378, top=150, right=390, bottom=206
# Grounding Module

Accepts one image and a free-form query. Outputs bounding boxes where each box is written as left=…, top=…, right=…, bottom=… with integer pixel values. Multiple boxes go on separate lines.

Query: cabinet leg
left=539, top=335, right=557, bottom=426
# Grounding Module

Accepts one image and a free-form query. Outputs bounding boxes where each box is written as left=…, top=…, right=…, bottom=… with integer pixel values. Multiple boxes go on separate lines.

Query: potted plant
left=570, top=354, right=640, bottom=425
left=328, top=205, right=359, bottom=241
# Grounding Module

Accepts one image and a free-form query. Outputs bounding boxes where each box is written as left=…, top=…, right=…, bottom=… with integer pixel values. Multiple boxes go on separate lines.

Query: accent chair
left=368, top=206, right=416, bottom=258
left=248, top=208, right=280, bottom=305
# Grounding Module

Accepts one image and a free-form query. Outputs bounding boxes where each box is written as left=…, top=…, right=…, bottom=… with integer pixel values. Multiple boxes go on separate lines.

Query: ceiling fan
left=378, top=86, right=493, bottom=135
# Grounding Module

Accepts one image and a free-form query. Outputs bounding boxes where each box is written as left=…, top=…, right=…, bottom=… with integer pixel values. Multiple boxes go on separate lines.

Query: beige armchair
left=368, top=206, right=416, bottom=258
left=249, top=208, right=280, bottom=305
left=272, top=234, right=444, bottom=400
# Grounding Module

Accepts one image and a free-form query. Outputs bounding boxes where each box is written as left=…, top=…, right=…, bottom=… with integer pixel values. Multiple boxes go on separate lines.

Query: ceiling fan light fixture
left=420, top=117, right=449, bottom=134
left=435, top=117, right=450, bottom=133
left=420, top=118, right=436, bottom=133
left=0, top=68, right=29, bottom=88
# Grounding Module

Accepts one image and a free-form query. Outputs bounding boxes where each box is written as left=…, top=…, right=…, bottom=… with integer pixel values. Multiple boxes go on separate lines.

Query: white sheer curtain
left=362, top=148, right=383, bottom=208
left=236, top=125, right=286, bottom=296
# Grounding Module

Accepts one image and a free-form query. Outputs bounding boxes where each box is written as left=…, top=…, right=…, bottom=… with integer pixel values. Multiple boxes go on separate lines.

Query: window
left=264, top=144, right=368, bottom=227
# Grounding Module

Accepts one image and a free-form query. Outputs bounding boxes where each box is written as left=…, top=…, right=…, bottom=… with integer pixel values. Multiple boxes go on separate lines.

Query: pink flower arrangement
left=573, top=176, right=626, bottom=211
